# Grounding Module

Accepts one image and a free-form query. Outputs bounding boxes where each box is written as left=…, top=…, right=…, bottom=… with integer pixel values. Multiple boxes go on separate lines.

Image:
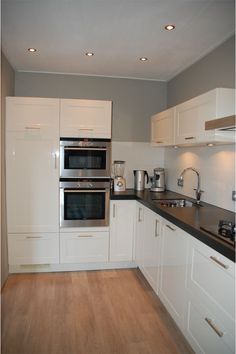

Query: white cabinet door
left=141, top=207, right=162, bottom=293
left=175, top=88, right=235, bottom=145
left=135, top=203, right=145, bottom=268
left=6, top=98, right=60, bottom=234
left=184, top=238, right=235, bottom=354
left=151, top=107, right=175, bottom=146
left=109, top=200, right=135, bottom=262
left=8, top=233, right=59, bottom=265
left=60, top=231, right=109, bottom=263
left=60, top=99, right=112, bottom=138
left=159, top=221, right=189, bottom=330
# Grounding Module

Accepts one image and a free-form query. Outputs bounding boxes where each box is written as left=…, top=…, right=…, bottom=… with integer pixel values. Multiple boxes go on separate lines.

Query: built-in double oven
left=60, top=138, right=111, bottom=228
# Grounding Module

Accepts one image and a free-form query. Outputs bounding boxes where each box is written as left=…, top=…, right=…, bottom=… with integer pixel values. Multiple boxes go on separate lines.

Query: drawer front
left=185, top=295, right=235, bottom=354
left=8, top=233, right=59, bottom=265
left=187, top=239, right=235, bottom=321
left=60, top=231, right=109, bottom=263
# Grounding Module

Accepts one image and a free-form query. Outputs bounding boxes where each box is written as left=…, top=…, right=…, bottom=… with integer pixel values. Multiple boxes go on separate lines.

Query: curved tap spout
left=177, top=167, right=203, bottom=204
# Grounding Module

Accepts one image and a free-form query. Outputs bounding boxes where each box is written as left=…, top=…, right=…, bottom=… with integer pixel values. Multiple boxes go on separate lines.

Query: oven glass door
left=61, top=146, right=110, bottom=177
left=60, top=189, right=109, bottom=227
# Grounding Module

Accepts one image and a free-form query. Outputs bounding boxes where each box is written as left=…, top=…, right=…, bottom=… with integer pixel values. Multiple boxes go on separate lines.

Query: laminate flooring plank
left=1, top=269, right=194, bottom=354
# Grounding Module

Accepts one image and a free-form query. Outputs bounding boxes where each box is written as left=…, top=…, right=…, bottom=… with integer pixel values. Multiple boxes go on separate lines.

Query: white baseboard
left=9, top=261, right=137, bottom=274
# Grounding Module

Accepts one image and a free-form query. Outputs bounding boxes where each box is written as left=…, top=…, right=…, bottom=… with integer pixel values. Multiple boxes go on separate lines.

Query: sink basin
left=152, top=199, right=195, bottom=208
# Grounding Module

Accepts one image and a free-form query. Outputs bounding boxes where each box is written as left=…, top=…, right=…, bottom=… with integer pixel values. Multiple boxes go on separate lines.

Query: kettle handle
left=145, top=171, right=149, bottom=183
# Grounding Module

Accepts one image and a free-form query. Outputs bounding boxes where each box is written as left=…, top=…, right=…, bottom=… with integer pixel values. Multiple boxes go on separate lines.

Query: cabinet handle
left=54, top=153, right=57, bottom=169
left=138, top=208, right=142, bottom=222
left=25, top=126, right=41, bottom=130
left=113, top=204, right=116, bottom=218
left=77, top=234, right=93, bottom=238
left=210, top=256, right=229, bottom=270
left=155, top=141, right=164, bottom=144
left=155, top=219, right=159, bottom=237
left=26, top=236, right=43, bottom=239
left=184, top=136, right=195, bottom=140
left=78, top=128, right=94, bottom=131
left=166, top=224, right=176, bottom=231
left=205, top=318, right=224, bottom=338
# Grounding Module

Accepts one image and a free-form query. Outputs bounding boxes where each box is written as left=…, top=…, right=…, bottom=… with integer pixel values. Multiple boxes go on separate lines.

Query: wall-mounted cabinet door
left=109, top=200, right=135, bottom=262
left=151, top=107, right=175, bottom=146
left=60, top=99, right=112, bottom=138
left=6, top=97, right=60, bottom=233
left=159, top=221, right=189, bottom=330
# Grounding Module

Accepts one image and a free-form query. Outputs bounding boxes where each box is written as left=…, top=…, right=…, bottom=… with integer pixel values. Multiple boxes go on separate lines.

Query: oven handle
left=63, top=189, right=107, bottom=193
left=64, top=147, right=108, bottom=151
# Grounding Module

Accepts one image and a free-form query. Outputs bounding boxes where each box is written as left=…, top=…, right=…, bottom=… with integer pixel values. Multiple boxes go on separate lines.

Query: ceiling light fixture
left=86, top=52, right=94, bottom=57
left=28, top=48, right=37, bottom=52
left=207, top=143, right=214, bottom=147
left=173, top=145, right=179, bottom=149
left=139, top=57, right=148, bottom=62
left=164, top=24, right=175, bottom=31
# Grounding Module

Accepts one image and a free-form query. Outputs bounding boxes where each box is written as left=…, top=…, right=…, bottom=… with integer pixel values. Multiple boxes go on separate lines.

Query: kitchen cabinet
left=135, top=203, right=162, bottom=293
left=8, top=233, right=59, bottom=265
left=151, top=107, right=175, bottom=146
left=6, top=97, right=60, bottom=266
left=159, top=221, right=189, bottom=330
left=6, top=97, right=60, bottom=234
left=184, top=237, right=235, bottom=354
left=60, top=99, right=112, bottom=138
left=60, top=231, right=109, bottom=263
left=175, top=88, right=235, bottom=145
left=109, top=200, right=136, bottom=262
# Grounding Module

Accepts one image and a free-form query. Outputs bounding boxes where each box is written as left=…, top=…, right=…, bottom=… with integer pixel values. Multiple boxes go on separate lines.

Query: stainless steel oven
left=60, top=179, right=110, bottom=227
left=60, top=138, right=111, bottom=178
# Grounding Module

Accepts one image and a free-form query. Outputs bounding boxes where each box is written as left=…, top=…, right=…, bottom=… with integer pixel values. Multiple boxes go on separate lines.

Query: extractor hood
left=205, top=115, right=236, bottom=131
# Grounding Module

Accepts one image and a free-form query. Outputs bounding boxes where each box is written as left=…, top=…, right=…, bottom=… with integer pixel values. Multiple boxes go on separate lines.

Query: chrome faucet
left=177, top=167, right=203, bottom=205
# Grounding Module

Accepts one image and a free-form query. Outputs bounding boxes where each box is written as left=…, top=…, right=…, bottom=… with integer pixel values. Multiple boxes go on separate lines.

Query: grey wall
left=15, top=73, right=167, bottom=142
left=167, top=35, right=235, bottom=107
left=1, top=53, right=15, bottom=288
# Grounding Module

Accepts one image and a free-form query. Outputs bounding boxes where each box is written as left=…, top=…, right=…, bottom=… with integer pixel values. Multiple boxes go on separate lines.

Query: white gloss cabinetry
left=8, top=233, right=59, bottom=265
left=109, top=200, right=136, bottom=262
left=6, top=97, right=60, bottom=265
left=151, top=88, right=235, bottom=146
left=137, top=207, right=162, bottom=294
left=151, top=107, right=175, bottom=146
left=159, top=221, right=189, bottom=330
left=60, top=99, right=112, bottom=138
left=175, top=88, right=235, bottom=145
left=60, top=231, right=109, bottom=263
left=184, top=238, right=235, bottom=354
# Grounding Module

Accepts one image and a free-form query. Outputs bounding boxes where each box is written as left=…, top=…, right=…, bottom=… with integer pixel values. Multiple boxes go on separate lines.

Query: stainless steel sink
left=152, top=199, right=195, bottom=207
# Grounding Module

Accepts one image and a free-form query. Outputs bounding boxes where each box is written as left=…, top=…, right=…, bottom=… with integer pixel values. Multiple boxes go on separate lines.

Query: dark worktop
left=110, top=189, right=235, bottom=262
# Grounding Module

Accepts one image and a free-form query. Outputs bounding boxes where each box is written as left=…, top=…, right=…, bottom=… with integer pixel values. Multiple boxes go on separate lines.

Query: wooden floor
left=1, top=269, right=194, bottom=354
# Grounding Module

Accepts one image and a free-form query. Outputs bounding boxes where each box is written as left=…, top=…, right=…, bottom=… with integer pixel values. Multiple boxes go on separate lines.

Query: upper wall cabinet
left=60, top=99, right=112, bottom=138
left=151, top=88, right=235, bottom=147
left=175, top=88, right=235, bottom=145
left=151, top=107, right=175, bottom=146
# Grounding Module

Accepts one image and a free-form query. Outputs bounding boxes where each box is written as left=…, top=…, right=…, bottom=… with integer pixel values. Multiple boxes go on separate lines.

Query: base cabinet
left=109, top=200, right=135, bottom=262
left=60, top=231, right=109, bottom=263
left=159, top=221, right=189, bottom=330
left=184, top=238, right=235, bottom=354
left=8, top=233, right=59, bottom=265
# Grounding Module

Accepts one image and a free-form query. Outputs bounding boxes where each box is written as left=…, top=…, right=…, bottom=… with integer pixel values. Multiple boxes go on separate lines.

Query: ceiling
left=2, top=0, right=235, bottom=81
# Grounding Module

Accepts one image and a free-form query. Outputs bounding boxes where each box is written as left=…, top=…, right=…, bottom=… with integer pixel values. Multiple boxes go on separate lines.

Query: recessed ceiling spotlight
left=165, top=24, right=175, bottom=31
left=28, top=48, right=37, bottom=52
left=86, top=52, right=94, bottom=57
left=173, top=145, right=179, bottom=149
left=207, top=143, right=214, bottom=147
left=139, top=57, right=148, bottom=62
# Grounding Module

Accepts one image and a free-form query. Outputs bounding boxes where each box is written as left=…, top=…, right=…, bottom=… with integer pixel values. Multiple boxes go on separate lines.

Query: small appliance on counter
left=133, top=170, right=149, bottom=191
left=113, top=160, right=126, bottom=192
left=200, top=220, right=235, bottom=247
left=150, top=168, right=165, bottom=192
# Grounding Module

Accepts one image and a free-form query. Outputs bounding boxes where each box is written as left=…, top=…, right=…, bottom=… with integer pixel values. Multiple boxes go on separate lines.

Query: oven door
left=60, top=187, right=110, bottom=227
left=60, top=140, right=111, bottom=178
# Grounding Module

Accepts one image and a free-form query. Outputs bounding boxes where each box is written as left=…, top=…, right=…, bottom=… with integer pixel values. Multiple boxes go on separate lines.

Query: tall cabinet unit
left=6, top=97, right=60, bottom=265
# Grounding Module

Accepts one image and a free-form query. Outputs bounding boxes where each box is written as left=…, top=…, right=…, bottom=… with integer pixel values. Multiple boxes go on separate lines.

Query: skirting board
left=9, top=261, right=137, bottom=274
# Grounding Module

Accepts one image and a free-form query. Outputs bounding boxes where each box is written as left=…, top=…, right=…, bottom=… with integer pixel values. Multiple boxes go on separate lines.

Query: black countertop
left=110, top=189, right=235, bottom=262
